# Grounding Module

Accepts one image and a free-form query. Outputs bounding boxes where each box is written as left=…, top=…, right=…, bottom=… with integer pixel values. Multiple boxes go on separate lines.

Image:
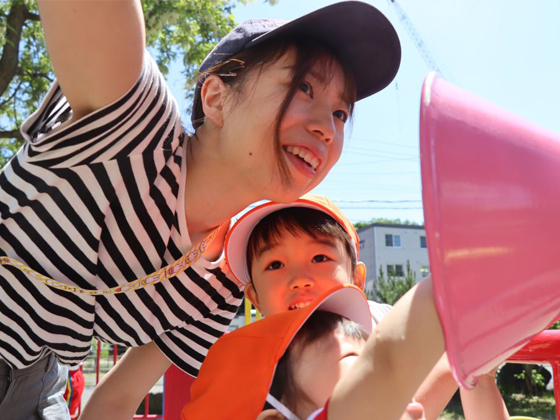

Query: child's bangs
left=247, top=213, right=317, bottom=263
left=246, top=207, right=357, bottom=279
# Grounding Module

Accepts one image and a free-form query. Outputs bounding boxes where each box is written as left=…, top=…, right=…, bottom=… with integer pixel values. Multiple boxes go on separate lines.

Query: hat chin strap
left=266, top=393, right=301, bottom=420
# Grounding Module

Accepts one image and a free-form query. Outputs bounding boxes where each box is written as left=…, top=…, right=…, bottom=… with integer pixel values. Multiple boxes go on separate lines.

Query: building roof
left=357, top=223, right=425, bottom=233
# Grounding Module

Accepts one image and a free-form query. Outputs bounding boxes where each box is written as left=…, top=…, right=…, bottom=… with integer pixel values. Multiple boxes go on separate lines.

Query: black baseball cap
left=191, top=1, right=401, bottom=127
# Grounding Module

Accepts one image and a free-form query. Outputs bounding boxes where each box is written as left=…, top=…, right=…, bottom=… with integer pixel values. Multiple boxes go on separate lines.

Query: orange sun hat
left=225, top=194, right=359, bottom=286
left=181, top=284, right=372, bottom=420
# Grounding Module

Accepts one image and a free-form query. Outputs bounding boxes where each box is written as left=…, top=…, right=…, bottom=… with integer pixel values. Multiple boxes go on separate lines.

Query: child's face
left=246, top=231, right=365, bottom=316
left=293, top=329, right=366, bottom=418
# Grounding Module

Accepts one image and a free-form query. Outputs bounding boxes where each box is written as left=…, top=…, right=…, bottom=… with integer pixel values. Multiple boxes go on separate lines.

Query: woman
left=0, top=1, right=400, bottom=419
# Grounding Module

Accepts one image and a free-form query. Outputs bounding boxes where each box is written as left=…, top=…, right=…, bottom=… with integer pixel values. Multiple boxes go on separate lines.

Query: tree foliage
left=0, top=0, right=274, bottom=167
left=367, top=260, right=416, bottom=305
left=354, top=217, right=422, bottom=230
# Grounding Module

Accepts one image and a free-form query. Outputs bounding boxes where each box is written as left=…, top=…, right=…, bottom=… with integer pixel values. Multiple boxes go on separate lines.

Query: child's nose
left=288, top=275, right=315, bottom=290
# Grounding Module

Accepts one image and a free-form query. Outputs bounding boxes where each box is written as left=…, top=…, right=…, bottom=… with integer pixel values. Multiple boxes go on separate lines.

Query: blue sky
left=168, top=0, right=560, bottom=224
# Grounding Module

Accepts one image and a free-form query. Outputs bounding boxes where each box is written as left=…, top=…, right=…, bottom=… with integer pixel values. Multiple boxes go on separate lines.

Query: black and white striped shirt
left=0, top=54, right=243, bottom=376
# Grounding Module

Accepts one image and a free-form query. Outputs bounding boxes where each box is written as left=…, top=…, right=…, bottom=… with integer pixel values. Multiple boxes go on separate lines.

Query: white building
left=357, top=223, right=430, bottom=291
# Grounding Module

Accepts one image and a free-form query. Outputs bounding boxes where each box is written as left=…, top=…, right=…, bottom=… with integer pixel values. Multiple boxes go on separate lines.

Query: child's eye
left=266, top=261, right=284, bottom=270
left=333, top=109, right=348, bottom=123
left=311, top=254, right=330, bottom=263
left=299, top=82, right=313, bottom=97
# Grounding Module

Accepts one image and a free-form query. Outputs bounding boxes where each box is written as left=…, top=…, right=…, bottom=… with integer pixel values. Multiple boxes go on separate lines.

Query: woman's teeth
left=289, top=301, right=312, bottom=310
left=285, top=146, right=319, bottom=170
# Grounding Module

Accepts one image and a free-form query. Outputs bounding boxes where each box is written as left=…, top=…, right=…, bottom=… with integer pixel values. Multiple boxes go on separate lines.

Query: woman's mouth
left=284, top=146, right=320, bottom=171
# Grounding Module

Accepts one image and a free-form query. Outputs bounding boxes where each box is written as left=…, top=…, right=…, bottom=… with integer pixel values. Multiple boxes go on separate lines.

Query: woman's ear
left=200, top=75, right=227, bottom=128
left=245, top=282, right=263, bottom=313
left=256, top=409, right=284, bottom=420
left=352, top=261, right=366, bottom=290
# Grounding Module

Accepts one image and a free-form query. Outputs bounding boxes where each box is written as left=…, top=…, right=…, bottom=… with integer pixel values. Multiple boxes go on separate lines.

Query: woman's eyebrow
left=307, top=70, right=350, bottom=107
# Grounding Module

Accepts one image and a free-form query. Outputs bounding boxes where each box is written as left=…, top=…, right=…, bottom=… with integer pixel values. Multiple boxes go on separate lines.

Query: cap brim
left=182, top=284, right=371, bottom=420
left=225, top=198, right=357, bottom=285
left=247, top=1, right=401, bottom=100
left=308, top=284, right=373, bottom=334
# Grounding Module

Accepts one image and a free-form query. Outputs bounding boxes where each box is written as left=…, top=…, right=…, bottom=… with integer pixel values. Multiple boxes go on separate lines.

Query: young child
left=182, top=281, right=505, bottom=420
left=225, top=194, right=390, bottom=322
left=222, top=194, right=509, bottom=420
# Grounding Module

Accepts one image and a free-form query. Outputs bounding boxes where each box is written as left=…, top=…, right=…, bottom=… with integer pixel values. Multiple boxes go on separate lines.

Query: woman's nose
left=308, top=107, right=335, bottom=144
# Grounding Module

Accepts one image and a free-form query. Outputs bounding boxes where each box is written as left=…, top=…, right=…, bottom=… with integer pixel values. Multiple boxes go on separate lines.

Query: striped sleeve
left=20, top=52, right=180, bottom=164
left=154, top=272, right=244, bottom=376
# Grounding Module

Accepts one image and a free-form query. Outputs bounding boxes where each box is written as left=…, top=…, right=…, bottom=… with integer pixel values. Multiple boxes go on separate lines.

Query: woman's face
left=219, top=50, right=350, bottom=203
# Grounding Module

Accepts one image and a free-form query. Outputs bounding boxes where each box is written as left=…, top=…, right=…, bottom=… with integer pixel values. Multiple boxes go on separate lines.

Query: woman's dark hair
left=192, top=36, right=357, bottom=185
left=247, top=207, right=357, bottom=281
left=263, top=311, right=369, bottom=417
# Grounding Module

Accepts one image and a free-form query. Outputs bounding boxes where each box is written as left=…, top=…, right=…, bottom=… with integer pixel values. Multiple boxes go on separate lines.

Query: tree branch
left=25, top=11, right=40, bottom=22
left=0, top=129, right=23, bottom=142
left=0, top=3, right=29, bottom=97
left=0, top=79, right=23, bottom=108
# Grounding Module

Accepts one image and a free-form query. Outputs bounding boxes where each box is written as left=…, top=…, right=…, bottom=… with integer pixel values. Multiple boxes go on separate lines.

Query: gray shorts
left=0, top=354, right=69, bottom=420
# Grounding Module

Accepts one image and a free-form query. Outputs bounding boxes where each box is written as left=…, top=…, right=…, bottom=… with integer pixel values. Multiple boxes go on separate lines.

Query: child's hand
left=480, top=365, right=500, bottom=379
left=402, top=402, right=426, bottom=420
left=460, top=363, right=510, bottom=420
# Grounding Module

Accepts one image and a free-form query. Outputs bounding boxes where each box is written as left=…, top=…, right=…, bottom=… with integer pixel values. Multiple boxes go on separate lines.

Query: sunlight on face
left=218, top=49, right=350, bottom=204
left=249, top=231, right=355, bottom=316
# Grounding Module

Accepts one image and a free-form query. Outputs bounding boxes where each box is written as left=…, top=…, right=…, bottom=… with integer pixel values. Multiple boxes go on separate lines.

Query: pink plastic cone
left=420, top=72, right=560, bottom=388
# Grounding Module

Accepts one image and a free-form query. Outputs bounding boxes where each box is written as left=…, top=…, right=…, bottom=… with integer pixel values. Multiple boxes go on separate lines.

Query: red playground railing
left=76, top=331, right=560, bottom=419
left=507, top=330, right=560, bottom=419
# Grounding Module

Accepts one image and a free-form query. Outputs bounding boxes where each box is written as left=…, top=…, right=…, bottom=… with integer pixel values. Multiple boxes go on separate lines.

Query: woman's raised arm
left=37, top=0, right=145, bottom=120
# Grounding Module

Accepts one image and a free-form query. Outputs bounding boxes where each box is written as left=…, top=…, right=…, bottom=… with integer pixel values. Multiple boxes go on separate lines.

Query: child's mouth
left=284, top=146, right=319, bottom=170
left=289, top=301, right=313, bottom=310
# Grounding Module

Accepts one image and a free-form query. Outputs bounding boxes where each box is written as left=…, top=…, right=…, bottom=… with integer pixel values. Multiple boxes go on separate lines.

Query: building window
left=385, top=234, right=402, bottom=248
left=420, top=236, right=427, bottom=249
left=420, top=266, right=430, bottom=277
left=387, top=264, right=404, bottom=277
left=359, top=239, right=365, bottom=249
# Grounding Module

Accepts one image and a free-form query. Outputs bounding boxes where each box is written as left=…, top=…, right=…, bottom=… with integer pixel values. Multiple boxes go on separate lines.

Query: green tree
left=367, top=260, right=416, bottom=305
left=354, top=217, right=422, bottom=230
left=0, top=0, right=275, bottom=167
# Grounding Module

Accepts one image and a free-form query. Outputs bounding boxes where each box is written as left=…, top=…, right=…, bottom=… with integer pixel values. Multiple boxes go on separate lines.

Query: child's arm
left=460, top=367, right=510, bottom=420
left=411, top=355, right=459, bottom=420
left=329, top=277, right=445, bottom=420
left=79, top=341, right=171, bottom=420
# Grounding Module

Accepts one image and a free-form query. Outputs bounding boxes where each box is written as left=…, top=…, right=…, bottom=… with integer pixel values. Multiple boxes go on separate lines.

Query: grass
left=440, top=392, right=557, bottom=419
left=504, top=393, right=557, bottom=419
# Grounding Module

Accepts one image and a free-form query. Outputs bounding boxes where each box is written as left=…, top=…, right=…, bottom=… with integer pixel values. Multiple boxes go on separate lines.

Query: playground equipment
left=420, top=72, right=560, bottom=389
left=74, top=331, right=560, bottom=420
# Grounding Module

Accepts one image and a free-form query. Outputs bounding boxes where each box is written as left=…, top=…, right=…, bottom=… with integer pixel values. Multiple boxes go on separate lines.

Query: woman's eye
left=299, top=82, right=313, bottom=97
left=266, top=261, right=284, bottom=270
left=311, top=254, right=329, bottom=263
left=333, top=109, right=348, bottom=123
